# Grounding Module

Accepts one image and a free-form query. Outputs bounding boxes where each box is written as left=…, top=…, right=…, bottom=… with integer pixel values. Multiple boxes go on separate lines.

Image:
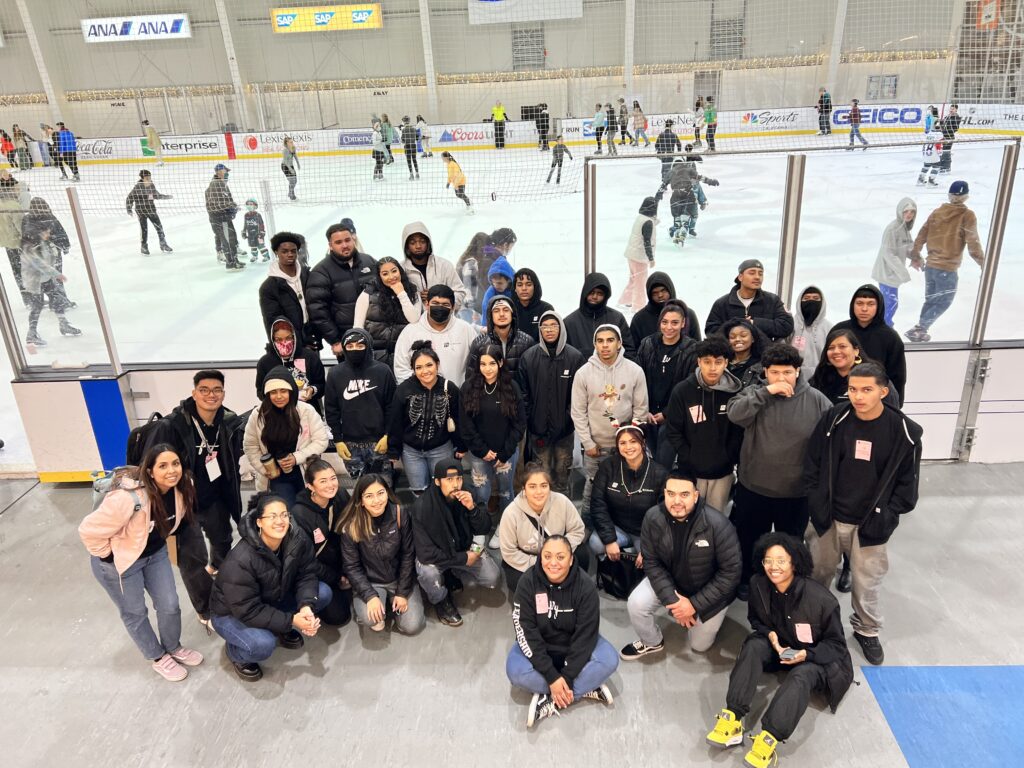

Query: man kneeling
left=620, top=470, right=740, bottom=659
left=210, top=493, right=332, bottom=682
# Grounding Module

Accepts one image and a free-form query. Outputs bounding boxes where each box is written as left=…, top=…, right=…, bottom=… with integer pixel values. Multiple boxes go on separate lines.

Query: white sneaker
left=488, top=532, right=501, bottom=549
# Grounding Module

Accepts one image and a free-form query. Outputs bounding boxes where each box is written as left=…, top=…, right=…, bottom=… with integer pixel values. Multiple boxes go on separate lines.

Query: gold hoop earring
left=854, top=356, right=863, bottom=365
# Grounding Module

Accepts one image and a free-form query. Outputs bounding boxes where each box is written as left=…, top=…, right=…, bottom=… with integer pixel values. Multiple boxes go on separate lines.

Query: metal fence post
left=776, top=153, right=806, bottom=308
left=260, top=179, right=276, bottom=239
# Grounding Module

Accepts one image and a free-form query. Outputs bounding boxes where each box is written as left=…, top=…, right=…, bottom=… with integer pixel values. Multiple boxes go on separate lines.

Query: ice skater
left=142, top=120, right=163, bottom=165
left=20, top=198, right=81, bottom=345
left=816, top=87, right=832, bottom=135
left=281, top=137, right=299, bottom=200
left=536, top=103, right=550, bottom=151
left=546, top=135, right=573, bottom=184
left=417, top=115, right=433, bottom=157
left=204, top=163, right=244, bottom=271
left=442, top=152, right=473, bottom=214
left=400, top=116, right=419, bottom=180
left=126, top=169, right=173, bottom=255
left=618, top=192, right=661, bottom=310
left=55, top=122, right=80, bottom=181
left=846, top=99, right=868, bottom=150
left=704, top=98, right=718, bottom=152
left=371, top=122, right=386, bottom=181
left=604, top=104, right=619, bottom=156
left=872, top=198, right=917, bottom=327
left=592, top=103, right=607, bottom=154
left=632, top=101, right=650, bottom=147
left=937, top=104, right=961, bottom=173
left=242, top=199, right=271, bottom=263
left=662, top=156, right=719, bottom=245
left=617, top=98, right=634, bottom=146
left=380, top=114, right=395, bottom=163
left=917, top=131, right=944, bottom=187
left=693, top=96, right=705, bottom=147
left=655, top=119, right=682, bottom=183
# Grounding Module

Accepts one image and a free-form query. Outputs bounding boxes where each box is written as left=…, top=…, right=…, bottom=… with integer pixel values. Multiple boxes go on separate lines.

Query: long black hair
left=462, top=344, right=517, bottom=418
left=373, top=256, right=418, bottom=322
left=809, top=327, right=863, bottom=394
left=138, top=442, right=196, bottom=537
left=259, top=381, right=300, bottom=457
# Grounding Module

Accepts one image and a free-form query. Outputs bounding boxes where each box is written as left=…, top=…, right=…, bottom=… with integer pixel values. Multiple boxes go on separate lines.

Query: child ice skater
left=546, top=135, right=574, bottom=184
left=442, top=152, right=473, bottom=214
left=20, top=199, right=81, bottom=345
left=242, top=199, right=270, bottom=263
left=917, top=131, right=943, bottom=187
left=126, top=169, right=173, bottom=255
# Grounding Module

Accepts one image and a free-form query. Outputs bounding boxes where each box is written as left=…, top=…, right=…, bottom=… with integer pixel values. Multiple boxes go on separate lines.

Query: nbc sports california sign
left=81, top=14, right=191, bottom=43
left=271, top=5, right=383, bottom=32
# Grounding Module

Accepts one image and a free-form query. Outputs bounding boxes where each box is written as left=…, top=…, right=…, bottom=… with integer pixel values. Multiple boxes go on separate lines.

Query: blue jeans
left=269, top=467, right=303, bottom=508
left=878, top=283, right=899, bottom=327
left=635, top=128, right=649, bottom=145
left=588, top=525, right=635, bottom=558
left=919, top=266, right=959, bottom=331
left=849, top=125, right=868, bottom=146
left=467, top=447, right=519, bottom=509
left=402, top=441, right=453, bottom=493
left=211, top=581, right=333, bottom=664
left=506, top=635, right=619, bottom=697
left=91, top=546, right=181, bottom=661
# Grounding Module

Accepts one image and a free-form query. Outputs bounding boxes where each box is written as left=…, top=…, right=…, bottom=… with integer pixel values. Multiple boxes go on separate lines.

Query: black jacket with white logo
left=324, top=329, right=397, bottom=442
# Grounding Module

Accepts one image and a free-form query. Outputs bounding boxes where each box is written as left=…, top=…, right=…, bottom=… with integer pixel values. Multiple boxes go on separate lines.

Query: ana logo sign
left=276, top=13, right=298, bottom=27
left=833, top=106, right=922, bottom=126
left=315, top=11, right=336, bottom=25
left=81, top=14, right=191, bottom=43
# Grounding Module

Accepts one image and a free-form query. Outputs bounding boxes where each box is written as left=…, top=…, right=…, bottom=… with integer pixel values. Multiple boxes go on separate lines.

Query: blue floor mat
left=863, top=665, right=1024, bottom=768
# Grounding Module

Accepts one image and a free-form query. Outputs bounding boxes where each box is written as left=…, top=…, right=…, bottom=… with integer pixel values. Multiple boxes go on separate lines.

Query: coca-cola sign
left=76, top=139, right=115, bottom=159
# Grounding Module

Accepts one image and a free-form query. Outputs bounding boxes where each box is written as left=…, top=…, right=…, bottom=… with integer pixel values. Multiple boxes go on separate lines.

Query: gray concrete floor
left=1, top=463, right=1022, bottom=768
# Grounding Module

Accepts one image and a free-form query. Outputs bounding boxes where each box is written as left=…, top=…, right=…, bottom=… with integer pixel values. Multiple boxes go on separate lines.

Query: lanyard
left=191, top=417, right=220, bottom=455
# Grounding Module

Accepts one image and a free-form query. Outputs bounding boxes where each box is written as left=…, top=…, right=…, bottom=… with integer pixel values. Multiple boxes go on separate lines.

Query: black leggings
left=137, top=213, right=166, bottom=245
left=404, top=144, right=418, bottom=174
left=372, top=150, right=385, bottom=177
left=454, top=185, right=471, bottom=207
left=62, top=150, right=79, bottom=176
left=731, top=483, right=809, bottom=585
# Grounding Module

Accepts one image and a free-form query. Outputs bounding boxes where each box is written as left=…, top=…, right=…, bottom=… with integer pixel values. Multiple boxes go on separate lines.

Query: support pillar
left=213, top=0, right=252, bottom=129
left=417, top=0, right=440, bottom=118
left=14, top=0, right=62, bottom=123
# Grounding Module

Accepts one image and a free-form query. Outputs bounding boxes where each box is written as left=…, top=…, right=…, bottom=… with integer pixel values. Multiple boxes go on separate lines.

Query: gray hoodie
left=400, top=221, right=469, bottom=311
left=570, top=330, right=649, bottom=451
left=788, top=285, right=832, bottom=382
left=498, top=490, right=586, bottom=573
left=871, top=197, right=917, bottom=286
left=727, top=376, right=831, bottom=497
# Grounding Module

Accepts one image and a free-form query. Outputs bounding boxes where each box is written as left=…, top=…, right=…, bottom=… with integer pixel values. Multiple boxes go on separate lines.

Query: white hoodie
left=392, top=310, right=480, bottom=386
left=267, top=260, right=308, bottom=323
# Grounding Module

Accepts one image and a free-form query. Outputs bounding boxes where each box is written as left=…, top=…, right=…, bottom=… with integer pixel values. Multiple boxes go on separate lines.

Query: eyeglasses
left=762, top=558, right=791, bottom=567
left=196, top=387, right=224, bottom=396
left=261, top=512, right=290, bottom=522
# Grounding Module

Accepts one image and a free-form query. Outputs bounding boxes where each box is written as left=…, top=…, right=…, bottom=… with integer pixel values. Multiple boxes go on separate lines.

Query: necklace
left=619, top=458, right=650, bottom=497
left=484, top=381, right=497, bottom=395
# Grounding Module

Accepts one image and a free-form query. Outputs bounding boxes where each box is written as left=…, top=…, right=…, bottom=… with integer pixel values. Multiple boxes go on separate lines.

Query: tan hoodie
left=911, top=199, right=984, bottom=272
left=498, top=490, right=586, bottom=573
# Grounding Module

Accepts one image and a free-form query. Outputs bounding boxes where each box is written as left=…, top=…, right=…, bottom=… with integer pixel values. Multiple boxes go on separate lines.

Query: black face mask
left=800, top=299, right=822, bottom=324
left=429, top=305, right=452, bottom=323
left=345, top=349, right=367, bottom=367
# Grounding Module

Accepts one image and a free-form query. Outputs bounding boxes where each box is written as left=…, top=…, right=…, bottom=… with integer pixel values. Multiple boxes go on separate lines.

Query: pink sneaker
left=169, top=646, right=204, bottom=667
left=152, top=653, right=188, bottom=682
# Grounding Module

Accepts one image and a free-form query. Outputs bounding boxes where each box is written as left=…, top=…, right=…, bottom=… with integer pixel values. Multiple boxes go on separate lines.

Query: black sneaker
left=836, top=563, right=852, bottom=593
left=435, top=596, right=463, bottom=627
left=854, top=632, right=884, bottom=665
left=580, top=684, right=614, bottom=705
left=527, top=693, right=560, bottom=728
left=445, top=571, right=464, bottom=594
left=619, top=639, right=665, bottom=660
left=278, top=629, right=304, bottom=649
left=233, top=661, right=263, bottom=682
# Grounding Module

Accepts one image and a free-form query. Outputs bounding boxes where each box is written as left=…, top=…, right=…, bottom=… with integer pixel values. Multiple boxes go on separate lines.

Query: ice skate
left=415, top=172, right=420, bottom=179
left=917, top=175, right=927, bottom=186
left=673, top=228, right=687, bottom=246
left=140, top=243, right=150, bottom=256
left=249, top=251, right=259, bottom=263
left=25, top=329, right=47, bottom=346
left=216, top=251, right=226, bottom=263
left=58, top=318, right=82, bottom=336
left=928, top=177, right=938, bottom=186
left=160, top=242, right=173, bottom=253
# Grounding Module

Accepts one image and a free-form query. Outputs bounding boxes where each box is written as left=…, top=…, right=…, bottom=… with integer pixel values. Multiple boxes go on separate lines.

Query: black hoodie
left=629, top=271, right=702, bottom=348
left=209, top=508, right=321, bottom=634
left=465, top=295, right=536, bottom=378
left=290, top=486, right=351, bottom=586
left=512, top=557, right=601, bottom=690
left=459, top=376, right=527, bottom=462
left=563, top=272, right=636, bottom=360
left=635, top=330, right=698, bottom=414
left=324, top=327, right=396, bottom=442
left=255, top=317, right=326, bottom=414
left=664, top=369, right=744, bottom=479
left=518, top=310, right=586, bottom=444
left=832, top=284, right=907, bottom=405
left=512, top=267, right=554, bottom=342
left=411, top=484, right=490, bottom=570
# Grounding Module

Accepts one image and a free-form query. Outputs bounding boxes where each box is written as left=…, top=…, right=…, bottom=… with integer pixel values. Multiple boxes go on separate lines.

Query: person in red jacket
left=846, top=99, right=868, bottom=150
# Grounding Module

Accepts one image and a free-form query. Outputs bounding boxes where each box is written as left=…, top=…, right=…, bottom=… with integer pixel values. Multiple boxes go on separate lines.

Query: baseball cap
left=949, top=180, right=969, bottom=196
left=433, top=459, right=463, bottom=480
left=738, top=259, right=764, bottom=274
left=214, top=163, right=230, bottom=172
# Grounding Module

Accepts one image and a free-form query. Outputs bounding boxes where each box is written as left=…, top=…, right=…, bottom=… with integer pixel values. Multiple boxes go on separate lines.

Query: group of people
left=77, top=203, right=951, bottom=763
left=1, top=121, right=79, bottom=179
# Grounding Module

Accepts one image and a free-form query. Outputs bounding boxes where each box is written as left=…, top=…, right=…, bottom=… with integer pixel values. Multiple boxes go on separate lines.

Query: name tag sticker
left=313, top=528, right=326, bottom=544
left=205, top=452, right=222, bottom=482
left=795, top=623, right=813, bottom=643
left=535, top=593, right=549, bottom=614
left=855, top=440, right=872, bottom=461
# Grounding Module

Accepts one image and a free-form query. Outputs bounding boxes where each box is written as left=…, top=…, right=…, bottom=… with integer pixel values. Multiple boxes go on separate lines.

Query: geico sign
left=833, top=107, right=922, bottom=125
left=162, top=139, right=221, bottom=153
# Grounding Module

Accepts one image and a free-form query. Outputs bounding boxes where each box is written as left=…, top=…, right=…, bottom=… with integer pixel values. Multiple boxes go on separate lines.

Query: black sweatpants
left=732, top=483, right=809, bottom=585
left=595, top=126, right=605, bottom=152
left=706, top=125, right=717, bottom=150
left=726, top=634, right=828, bottom=740
left=319, top=584, right=352, bottom=626
left=175, top=517, right=215, bottom=618
left=196, top=498, right=235, bottom=570
left=62, top=150, right=80, bottom=176
left=404, top=143, right=419, bottom=174
left=137, top=213, right=166, bottom=245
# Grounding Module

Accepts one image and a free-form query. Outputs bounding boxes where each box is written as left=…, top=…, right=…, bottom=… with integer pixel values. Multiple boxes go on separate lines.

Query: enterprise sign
left=81, top=14, right=191, bottom=43
left=271, top=5, right=383, bottom=32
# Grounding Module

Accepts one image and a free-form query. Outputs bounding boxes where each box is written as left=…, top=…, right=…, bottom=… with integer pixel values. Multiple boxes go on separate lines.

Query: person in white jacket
left=393, top=284, right=480, bottom=385
left=498, top=462, right=588, bottom=592
left=787, top=285, right=832, bottom=382
left=871, top=197, right=917, bottom=327
left=570, top=324, right=649, bottom=518
left=416, top=115, right=432, bottom=157
left=401, top=221, right=469, bottom=310
left=243, top=366, right=328, bottom=506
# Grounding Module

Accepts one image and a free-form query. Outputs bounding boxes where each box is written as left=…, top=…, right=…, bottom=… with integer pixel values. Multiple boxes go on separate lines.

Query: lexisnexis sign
left=81, top=14, right=191, bottom=43
left=271, top=5, right=382, bottom=32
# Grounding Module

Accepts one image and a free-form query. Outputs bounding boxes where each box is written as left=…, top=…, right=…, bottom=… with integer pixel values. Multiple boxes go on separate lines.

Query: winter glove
left=335, top=442, right=352, bottom=460
left=374, top=436, right=388, bottom=454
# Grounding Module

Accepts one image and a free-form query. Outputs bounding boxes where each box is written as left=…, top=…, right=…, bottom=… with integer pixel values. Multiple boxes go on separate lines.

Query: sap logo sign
left=314, top=12, right=335, bottom=26
left=276, top=14, right=298, bottom=27
left=833, top=106, right=922, bottom=126
left=352, top=9, right=373, bottom=23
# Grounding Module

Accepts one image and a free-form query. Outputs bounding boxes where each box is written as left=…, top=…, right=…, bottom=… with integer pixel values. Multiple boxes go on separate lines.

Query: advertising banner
left=468, top=0, right=583, bottom=25
left=75, top=138, right=137, bottom=162
left=233, top=131, right=318, bottom=155
left=271, top=5, right=382, bottom=33
left=81, top=14, right=191, bottom=43
left=153, top=134, right=225, bottom=158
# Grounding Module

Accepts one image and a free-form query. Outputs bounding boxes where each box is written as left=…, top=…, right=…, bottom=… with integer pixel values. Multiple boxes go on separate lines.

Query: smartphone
left=470, top=544, right=483, bottom=554
left=779, top=648, right=799, bottom=661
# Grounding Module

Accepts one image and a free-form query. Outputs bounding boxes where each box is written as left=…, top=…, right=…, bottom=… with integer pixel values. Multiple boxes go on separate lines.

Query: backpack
left=91, top=466, right=143, bottom=512
left=125, top=411, right=164, bottom=466
left=596, top=551, right=645, bottom=600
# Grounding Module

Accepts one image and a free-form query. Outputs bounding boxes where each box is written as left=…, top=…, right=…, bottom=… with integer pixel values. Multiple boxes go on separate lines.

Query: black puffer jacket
left=209, top=510, right=320, bottom=634
left=465, top=297, right=536, bottom=378
left=258, top=263, right=320, bottom=350
left=747, top=573, right=855, bottom=712
left=307, top=249, right=377, bottom=345
left=512, top=268, right=554, bottom=342
left=832, top=284, right=907, bottom=404
left=340, top=502, right=416, bottom=602
left=590, top=454, right=668, bottom=540
left=705, top=285, right=794, bottom=341
left=640, top=498, right=741, bottom=621
left=518, top=310, right=585, bottom=445
left=512, top=557, right=600, bottom=690
left=290, top=487, right=351, bottom=586
left=563, top=272, right=636, bottom=360
left=629, top=271, right=702, bottom=348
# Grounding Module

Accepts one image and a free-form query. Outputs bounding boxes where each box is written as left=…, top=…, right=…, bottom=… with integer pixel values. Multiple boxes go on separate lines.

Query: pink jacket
left=79, top=475, right=185, bottom=575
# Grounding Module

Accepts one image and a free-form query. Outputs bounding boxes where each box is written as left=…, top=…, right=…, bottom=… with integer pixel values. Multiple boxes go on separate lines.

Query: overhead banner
left=468, top=0, right=583, bottom=25
left=81, top=14, right=191, bottom=43
left=271, top=5, right=383, bottom=33
left=977, top=0, right=1000, bottom=31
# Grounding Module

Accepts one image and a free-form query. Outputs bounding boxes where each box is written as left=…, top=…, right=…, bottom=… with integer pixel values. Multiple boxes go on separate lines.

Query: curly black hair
left=752, top=532, right=813, bottom=579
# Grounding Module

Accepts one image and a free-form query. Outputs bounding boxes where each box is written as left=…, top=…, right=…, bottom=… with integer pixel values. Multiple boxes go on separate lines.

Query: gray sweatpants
left=810, top=521, right=889, bottom=637
left=627, top=577, right=728, bottom=651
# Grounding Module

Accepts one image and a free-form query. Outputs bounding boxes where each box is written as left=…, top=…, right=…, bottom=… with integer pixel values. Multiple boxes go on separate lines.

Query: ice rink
left=2, top=131, right=1021, bottom=369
